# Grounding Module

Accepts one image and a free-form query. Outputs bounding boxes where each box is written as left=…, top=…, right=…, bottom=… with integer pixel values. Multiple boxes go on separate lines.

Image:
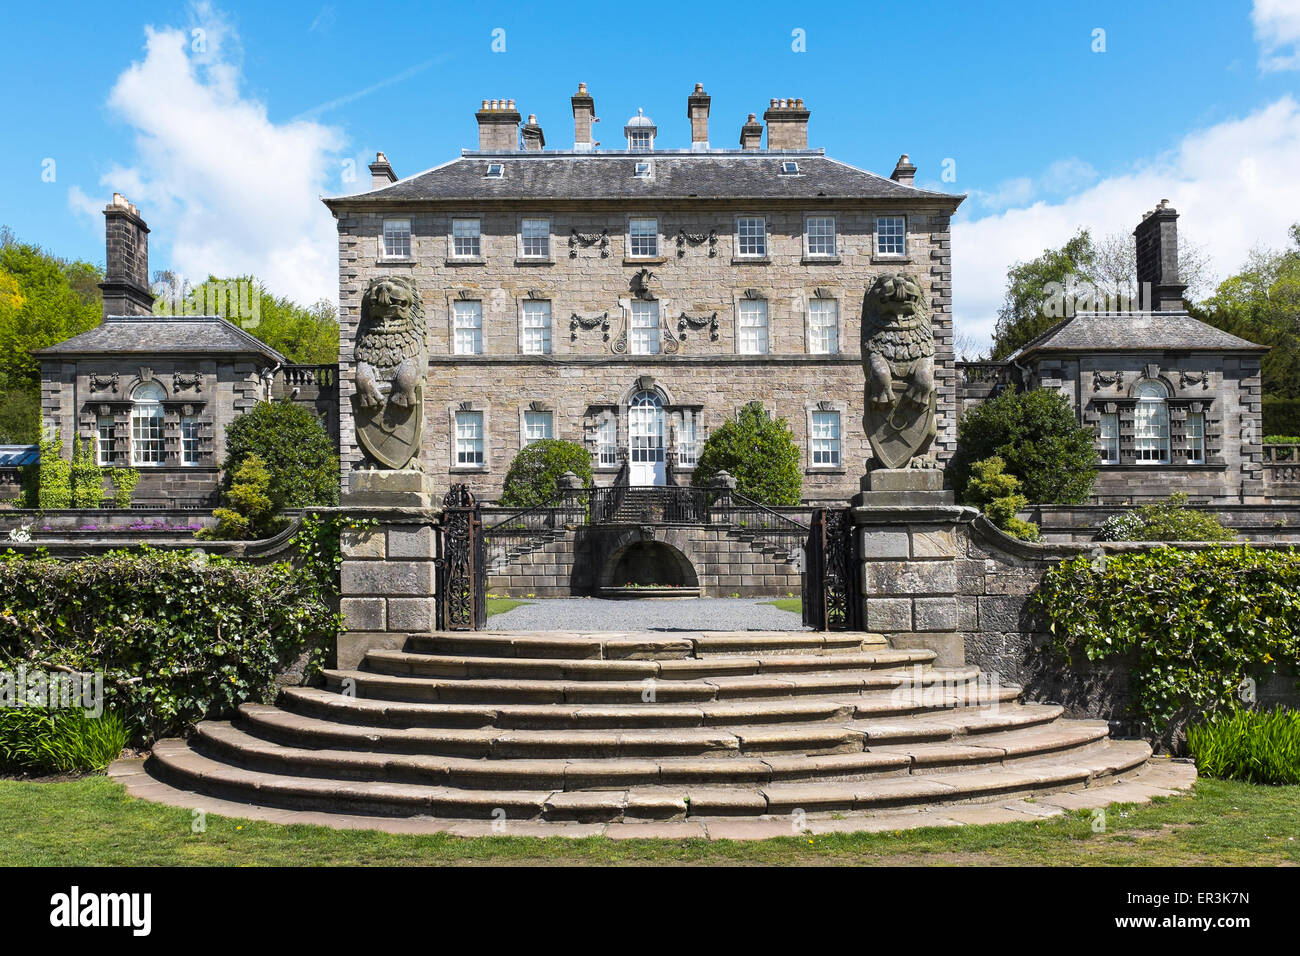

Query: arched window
left=1133, top=380, right=1170, bottom=464
left=131, top=381, right=166, bottom=466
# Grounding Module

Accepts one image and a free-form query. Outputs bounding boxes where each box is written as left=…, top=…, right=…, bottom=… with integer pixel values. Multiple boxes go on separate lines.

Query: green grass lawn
left=0, top=775, right=1295, bottom=866
left=762, top=598, right=802, bottom=614
left=486, top=598, right=531, bottom=617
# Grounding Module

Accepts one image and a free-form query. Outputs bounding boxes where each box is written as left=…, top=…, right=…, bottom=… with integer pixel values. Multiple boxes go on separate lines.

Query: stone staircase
left=142, top=630, right=1158, bottom=825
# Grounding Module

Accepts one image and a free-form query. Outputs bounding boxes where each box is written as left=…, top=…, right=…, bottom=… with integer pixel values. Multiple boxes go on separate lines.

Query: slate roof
left=35, top=314, right=287, bottom=363
left=0, top=445, right=38, bottom=468
left=323, top=150, right=964, bottom=206
left=1011, top=311, right=1266, bottom=359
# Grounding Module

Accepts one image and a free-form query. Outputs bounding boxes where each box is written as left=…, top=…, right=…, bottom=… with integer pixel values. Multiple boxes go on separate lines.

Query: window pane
left=453, top=300, right=483, bottom=355
left=131, top=405, right=164, bottom=465
left=629, top=218, right=658, bottom=257
left=524, top=410, right=553, bottom=445
left=180, top=417, right=200, bottom=466
left=737, top=217, right=766, bottom=256
left=811, top=410, right=841, bottom=466
left=455, top=411, right=484, bottom=465
left=521, top=301, right=551, bottom=354
left=1186, top=412, right=1205, bottom=463
left=97, top=416, right=115, bottom=466
left=806, top=216, right=836, bottom=256
left=383, top=219, right=411, bottom=258
left=521, top=218, right=550, bottom=258
left=677, top=414, right=698, bottom=468
left=598, top=417, right=618, bottom=466
left=452, top=219, right=481, bottom=258
left=808, top=299, right=838, bottom=354
left=876, top=216, right=905, bottom=256
left=738, top=300, right=768, bottom=354
left=629, top=301, right=660, bottom=355
left=1134, top=384, right=1170, bottom=463
left=1100, top=412, right=1120, bottom=464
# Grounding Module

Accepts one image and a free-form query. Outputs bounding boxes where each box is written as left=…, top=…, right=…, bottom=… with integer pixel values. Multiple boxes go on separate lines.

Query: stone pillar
left=854, top=500, right=975, bottom=666
left=337, top=470, right=438, bottom=670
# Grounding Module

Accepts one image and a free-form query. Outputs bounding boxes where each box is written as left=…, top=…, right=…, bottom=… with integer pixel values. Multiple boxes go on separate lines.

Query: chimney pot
left=763, top=97, right=811, bottom=150
left=369, top=152, right=397, bottom=188
left=890, top=153, right=917, bottom=186
left=1133, top=199, right=1186, bottom=311
left=740, top=113, right=763, bottom=151
left=100, top=195, right=153, bottom=319
left=476, top=98, right=521, bottom=151
left=571, top=81, right=596, bottom=151
left=687, top=83, right=711, bottom=151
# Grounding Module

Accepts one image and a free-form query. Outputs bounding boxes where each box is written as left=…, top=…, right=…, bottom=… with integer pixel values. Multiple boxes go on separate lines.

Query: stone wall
left=334, top=198, right=957, bottom=499
left=1023, top=502, right=1300, bottom=543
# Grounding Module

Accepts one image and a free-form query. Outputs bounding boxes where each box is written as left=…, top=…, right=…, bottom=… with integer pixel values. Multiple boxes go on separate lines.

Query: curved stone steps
left=277, top=683, right=1024, bottom=730
left=228, top=700, right=1066, bottom=760
left=320, top=664, right=981, bottom=705
left=405, top=631, right=881, bottom=661
left=146, top=736, right=1153, bottom=821
left=361, top=647, right=936, bottom=682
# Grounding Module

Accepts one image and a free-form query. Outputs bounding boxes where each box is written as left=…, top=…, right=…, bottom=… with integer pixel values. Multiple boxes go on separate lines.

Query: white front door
left=628, top=391, right=665, bottom=486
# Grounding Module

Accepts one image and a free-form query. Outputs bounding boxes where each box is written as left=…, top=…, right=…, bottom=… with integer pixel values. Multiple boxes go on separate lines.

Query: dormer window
left=485, top=163, right=504, bottom=178
left=624, top=108, right=657, bottom=151
left=634, top=161, right=652, bottom=179
left=629, top=130, right=653, bottom=151
left=781, top=161, right=799, bottom=175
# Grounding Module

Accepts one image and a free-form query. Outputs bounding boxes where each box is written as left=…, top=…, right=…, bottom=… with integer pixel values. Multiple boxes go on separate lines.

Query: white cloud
left=89, top=3, right=344, bottom=305
left=1253, top=0, right=1300, bottom=71
left=952, top=96, right=1300, bottom=351
left=967, top=159, right=1098, bottom=212
left=66, top=185, right=103, bottom=224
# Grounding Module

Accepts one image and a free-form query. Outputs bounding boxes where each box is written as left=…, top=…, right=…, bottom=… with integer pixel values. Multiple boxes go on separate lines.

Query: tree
left=961, top=456, right=1040, bottom=541
left=499, top=439, right=592, bottom=509
left=221, top=401, right=339, bottom=510
left=952, top=388, right=1097, bottom=505
left=200, top=455, right=279, bottom=540
left=990, top=229, right=1096, bottom=360
left=1089, top=229, right=1212, bottom=305
left=690, top=402, right=803, bottom=506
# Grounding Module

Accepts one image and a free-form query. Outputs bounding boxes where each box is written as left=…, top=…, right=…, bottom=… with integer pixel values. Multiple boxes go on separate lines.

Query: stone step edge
left=143, top=738, right=1153, bottom=822
left=403, top=632, right=888, bottom=661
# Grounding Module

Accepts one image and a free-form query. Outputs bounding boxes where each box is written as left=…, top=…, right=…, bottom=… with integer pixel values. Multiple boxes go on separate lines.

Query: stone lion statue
left=355, top=276, right=426, bottom=410
left=862, top=272, right=934, bottom=411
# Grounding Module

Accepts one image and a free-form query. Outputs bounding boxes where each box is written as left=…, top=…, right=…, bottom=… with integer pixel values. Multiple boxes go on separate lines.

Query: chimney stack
left=1134, top=199, right=1186, bottom=311
left=475, top=99, right=521, bottom=151
left=571, top=82, right=597, bottom=152
left=522, top=114, right=546, bottom=151
left=739, top=113, right=763, bottom=151
left=890, top=154, right=916, bottom=187
left=687, top=83, right=711, bottom=151
left=99, top=193, right=152, bottom=319
left=763, top=97, right=810, bottom=150
left=369, top=152, right=397, bottom=189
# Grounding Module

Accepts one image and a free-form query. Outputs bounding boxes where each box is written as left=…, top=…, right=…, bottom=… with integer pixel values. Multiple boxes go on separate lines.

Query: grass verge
left=0, top=775, right=1296, bottom=866
left=761, top=598, right=802, bottom=614
left=486, top=598, right=531, bottom=617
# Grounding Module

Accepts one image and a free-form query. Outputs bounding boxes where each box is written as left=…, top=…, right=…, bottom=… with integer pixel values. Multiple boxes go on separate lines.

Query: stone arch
left=617, top=375, right=675, bottom=407
left=599, top=529, right=700, bottom=589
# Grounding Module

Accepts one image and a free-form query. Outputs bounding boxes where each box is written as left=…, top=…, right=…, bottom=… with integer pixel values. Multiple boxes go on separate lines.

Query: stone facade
left=325, top=83, right=963, bottom=504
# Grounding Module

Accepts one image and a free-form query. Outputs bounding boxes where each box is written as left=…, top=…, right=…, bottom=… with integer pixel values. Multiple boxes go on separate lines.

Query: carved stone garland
left=571, top=311, right=610, bottom=342
left=675, top=228, right=717, bottom=258
left=89, top=372, right=119, bottom=393
left=173, top=372, right=203, bottom=393
left=677, top=311, right=719, bottom=341
left=569, top=228, right=609, bottom=258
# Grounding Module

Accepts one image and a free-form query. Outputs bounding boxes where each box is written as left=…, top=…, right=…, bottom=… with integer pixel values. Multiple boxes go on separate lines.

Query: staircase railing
left=716, top=489, right=812, bottom=559
left=481, top=501, right=573, bottom=571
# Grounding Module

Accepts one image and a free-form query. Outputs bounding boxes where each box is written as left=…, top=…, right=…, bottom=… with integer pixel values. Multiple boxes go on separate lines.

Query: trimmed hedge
left=223, top=400, right=339, bottom=510
left=691, top=402, right=803, bottom=506
left=1035, top=546, right=1300, bottom=732
left=499, top=439, right=593, bottom=509
left=0, top=516, right=343, bottom=743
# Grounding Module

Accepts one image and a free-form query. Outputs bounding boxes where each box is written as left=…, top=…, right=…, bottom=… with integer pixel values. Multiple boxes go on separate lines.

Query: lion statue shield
left=353, top=276, right=427, bottom=469
left=861, top=272, right=937, bottom=470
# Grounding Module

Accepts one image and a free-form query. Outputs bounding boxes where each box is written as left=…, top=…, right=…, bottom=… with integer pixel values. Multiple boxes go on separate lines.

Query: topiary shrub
left=499, top=439, right=593, bottom=509
left=69, top=436, right=104, bottom=509
left=200, top=454, right=280, bottom=541
left=107, top=468, right=139, bottom=509
left=1187, top=707, right=1300, bottom=785
left=691, top=402, right=803, bottom=506
left=222, top=400, right=339, bottom=510
left=36, top=433, right=71, bottom=510
left=961, top=456, right=1040, bottom=541
left=1034, top=546, right=1300, bottom=733
left=952, top=388, right=1098, bottom=504
left=1096, top=492, right=1234, bottom=542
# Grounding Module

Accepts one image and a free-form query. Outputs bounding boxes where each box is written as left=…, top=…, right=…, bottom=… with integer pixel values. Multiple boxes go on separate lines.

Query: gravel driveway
left=488, top=597, right=808, bottom=632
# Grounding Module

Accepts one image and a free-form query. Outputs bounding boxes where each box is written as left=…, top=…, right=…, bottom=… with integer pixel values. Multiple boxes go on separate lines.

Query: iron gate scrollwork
left=437, top=484, right=486, bottom=631
left=803, top=508, right=862, bottom=631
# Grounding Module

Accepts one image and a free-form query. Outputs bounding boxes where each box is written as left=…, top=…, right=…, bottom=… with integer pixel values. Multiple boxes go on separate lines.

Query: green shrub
left=36, top=433, right=71, bottom=509
left=0, top=709, right=128, bottom=775
left=69, top=435, right=104, bottom=508
left=222, top=400, right=339, bottom=510
left=0, top=519, right=343, bottom=743
left=1034, top=546, right=1300, bottom=732
left=952, top=388, right=1098, bottom=504
left=200, top=454, right=280, bottom=541
left=960, top=456, right=1040, bottom=541
left=1263, top=396, right=1300, bottom=438
left=107, top=468, right=139, bottom=508
left=1264, top=435, right=1300, bottom=445
left=499, top=439, right=593, bottom=509
left=691, top=402, right=803, bottom=506
left=1097, top=493, right=1234, bottom=542
left=1187, top=707, right=1300, bottom=785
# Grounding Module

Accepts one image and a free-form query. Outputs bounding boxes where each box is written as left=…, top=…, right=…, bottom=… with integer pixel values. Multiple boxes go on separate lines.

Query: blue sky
left=3, top=0, right=1299, bottom=347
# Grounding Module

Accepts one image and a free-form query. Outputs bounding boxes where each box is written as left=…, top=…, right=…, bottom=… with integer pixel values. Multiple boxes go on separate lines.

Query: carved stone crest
left=861, top=273, right=936, bottom=470
left=353, top=276, right=427, bottom=469
left=630, top=268, right=657, bottom=300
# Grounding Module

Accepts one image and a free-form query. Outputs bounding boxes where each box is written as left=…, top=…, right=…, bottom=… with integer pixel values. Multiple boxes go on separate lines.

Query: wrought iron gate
left=802, top=508, right=862, bottom=631
left=437, top=484, right=486, bottom=631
